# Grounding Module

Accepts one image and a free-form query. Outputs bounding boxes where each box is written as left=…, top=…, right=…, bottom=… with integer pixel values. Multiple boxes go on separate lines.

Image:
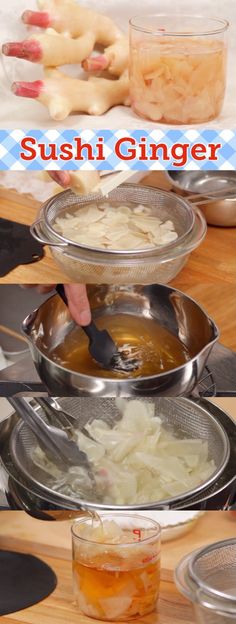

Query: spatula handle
left=56, top=284, right=96, bottom=342
left=56, top=283, right=68, bottom=306
left=82, top=321, right=100, bottom=342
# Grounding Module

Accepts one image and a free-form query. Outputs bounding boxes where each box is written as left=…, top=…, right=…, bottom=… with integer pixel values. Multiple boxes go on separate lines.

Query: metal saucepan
left=165, top=172, right=236, bottom=226
left=22, top=284, right=219, bottom=397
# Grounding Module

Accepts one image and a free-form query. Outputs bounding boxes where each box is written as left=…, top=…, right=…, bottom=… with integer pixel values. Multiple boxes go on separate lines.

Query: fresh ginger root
left=3, top=0, right=123, bottom=67
left=68, top=171, right=101, bottom=195
left=2, top=29, right=97, bottom=67
left=12, top=68, right=130, bottom=120
left=83, top=37, right=129, bottom=77
left=22, top=0, right=122, bottom=46
left=4, top=0, right=131, bottom=119
left=46, top=170, right=101, bottom=194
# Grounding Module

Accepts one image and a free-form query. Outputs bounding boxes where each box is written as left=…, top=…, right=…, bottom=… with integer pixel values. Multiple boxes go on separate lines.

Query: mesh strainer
left=9, top=397, right=230, bottom=510
left=31, top=185, right=206, bottom=284
left=175, top=539, right=236, bottom=623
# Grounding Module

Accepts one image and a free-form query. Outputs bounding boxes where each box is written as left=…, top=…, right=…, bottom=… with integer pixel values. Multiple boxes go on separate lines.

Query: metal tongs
left=187, top=186, right=236, bottom=207
left=8, top=397, right=96, bottom=487
left=35, top=396, right=98, bottom=443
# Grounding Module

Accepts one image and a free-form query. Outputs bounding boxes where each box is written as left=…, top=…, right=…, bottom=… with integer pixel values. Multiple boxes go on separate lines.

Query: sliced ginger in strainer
left=54, top=201, right=178, bottom=250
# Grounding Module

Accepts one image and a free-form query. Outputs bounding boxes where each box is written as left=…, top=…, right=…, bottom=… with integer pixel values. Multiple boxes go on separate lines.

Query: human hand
left=48, top=172, right=71, bottom=187
left=21, top=283, right=91, bottom=326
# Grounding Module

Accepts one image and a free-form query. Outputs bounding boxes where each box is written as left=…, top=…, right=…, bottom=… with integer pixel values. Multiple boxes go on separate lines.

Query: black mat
left=0, top=551, right=57, bottom=615
left=0, top=381, right=46, bottom=396
left=0, top=218, right=44, bottom=276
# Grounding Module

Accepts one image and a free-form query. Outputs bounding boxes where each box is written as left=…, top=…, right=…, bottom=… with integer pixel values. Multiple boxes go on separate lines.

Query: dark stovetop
left=0, top=342, right=235, bottom=396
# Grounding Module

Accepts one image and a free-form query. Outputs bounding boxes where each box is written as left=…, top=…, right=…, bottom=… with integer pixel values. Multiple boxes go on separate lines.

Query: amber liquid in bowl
left=51, top=313, right=191, bottom=378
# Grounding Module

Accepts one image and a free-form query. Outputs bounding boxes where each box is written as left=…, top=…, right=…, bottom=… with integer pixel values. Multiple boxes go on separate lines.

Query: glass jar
left=129, top=15, right=229, bottom=124
left=72, top=513, right=161, bottom=621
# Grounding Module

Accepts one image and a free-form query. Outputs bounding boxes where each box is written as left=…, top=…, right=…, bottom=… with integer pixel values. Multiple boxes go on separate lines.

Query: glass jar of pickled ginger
left=129, top=15, right=229, bottom=124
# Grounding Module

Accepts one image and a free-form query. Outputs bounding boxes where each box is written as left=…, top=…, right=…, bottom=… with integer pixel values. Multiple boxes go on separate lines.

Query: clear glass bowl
left=31, top=184, right=207, bottom=284
left=175, top=539, right=236, bottom=623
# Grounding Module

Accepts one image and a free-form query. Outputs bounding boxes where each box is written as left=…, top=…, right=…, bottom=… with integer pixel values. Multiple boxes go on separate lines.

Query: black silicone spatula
left=55, top=284, right=120, bottom=370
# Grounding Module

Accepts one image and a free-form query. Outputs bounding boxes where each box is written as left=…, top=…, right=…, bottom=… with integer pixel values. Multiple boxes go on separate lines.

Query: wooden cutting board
left=0, top=511, right=235, bottom=624
left=0, top=554, right=193, bottom=624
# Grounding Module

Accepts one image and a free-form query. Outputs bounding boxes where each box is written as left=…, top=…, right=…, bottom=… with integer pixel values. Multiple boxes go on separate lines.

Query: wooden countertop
left=0, top=511, right=235, bottom=624
left=209, top=397, right=236, bottom=421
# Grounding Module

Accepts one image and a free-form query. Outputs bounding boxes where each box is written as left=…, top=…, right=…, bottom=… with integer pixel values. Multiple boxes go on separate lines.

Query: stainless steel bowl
left=0, top=398, right=235, bottom=511
left=22, top=284, right=219, bottom=397
left=166, top=172, right=236, bottom=227
left=9, top=398, right=230, bottom=510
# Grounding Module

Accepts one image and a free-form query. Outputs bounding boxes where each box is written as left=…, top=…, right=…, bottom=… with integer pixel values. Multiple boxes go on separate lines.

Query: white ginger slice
left=69, top=172, right=100, bottom=196
left=77, top=592, right=101, bottom=619
left=99, top=596, right=133, bottom=620
left=157, top=231, right=178, bottom=244
left=111, top=233, right=149, bottom=250
left=133, top=204, right=152, bottom=215
left=132, top=215, right=162, bottom=233
left=121, top=399, right=155, bottom=432
left=54, top=201, right=178, bottom=250
left=159, top=220, right=176, bottom=231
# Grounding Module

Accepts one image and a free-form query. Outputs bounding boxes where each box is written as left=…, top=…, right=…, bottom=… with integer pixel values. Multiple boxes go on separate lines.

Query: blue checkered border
left=0, top=129, right=236, bottom=170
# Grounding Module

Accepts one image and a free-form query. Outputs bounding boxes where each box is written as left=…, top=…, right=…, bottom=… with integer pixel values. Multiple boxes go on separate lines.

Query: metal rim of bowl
left=39, top=185, right=198, bottom=257
left=9, top=397, right=230, bottom=511
left=165, top=172, right=236, bottom=199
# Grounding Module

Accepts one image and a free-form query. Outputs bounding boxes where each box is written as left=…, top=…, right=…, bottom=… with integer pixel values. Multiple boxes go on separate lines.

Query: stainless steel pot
left=165, top=172, right=236, bottom=227
left=22, top=284, right=219, bottom=397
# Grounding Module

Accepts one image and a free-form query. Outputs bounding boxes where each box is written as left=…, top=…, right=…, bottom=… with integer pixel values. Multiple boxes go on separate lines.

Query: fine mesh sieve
left=175, top=539, right=236, bottom=624
left=189, top=540, right=236, bottom=602
left=31, top=185, right=206, bottom=284
left=9, top=398, right=230, bottom=509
